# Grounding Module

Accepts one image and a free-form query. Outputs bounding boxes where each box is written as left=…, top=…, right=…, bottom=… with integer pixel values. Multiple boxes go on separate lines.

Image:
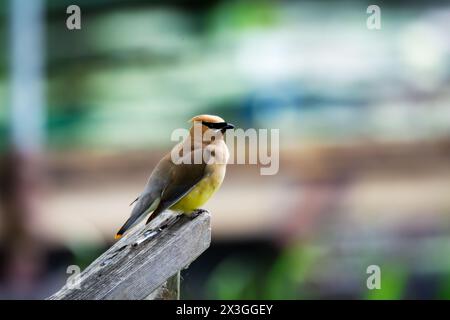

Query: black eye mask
left=201, top=121, right=235, bottom=131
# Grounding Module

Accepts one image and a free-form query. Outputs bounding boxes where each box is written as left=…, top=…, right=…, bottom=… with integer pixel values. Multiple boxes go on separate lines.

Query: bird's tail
left=115, top=214, right=144, bottom=239
left=115, top=196, right=161, bottom=239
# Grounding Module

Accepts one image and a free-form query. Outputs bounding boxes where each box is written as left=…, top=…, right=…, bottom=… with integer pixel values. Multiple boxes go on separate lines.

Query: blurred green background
left=1, top=0, right=450, bottom=299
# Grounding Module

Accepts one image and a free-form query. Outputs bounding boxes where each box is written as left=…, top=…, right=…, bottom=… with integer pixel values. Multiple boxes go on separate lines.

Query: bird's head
left=189, top=115, right=235, bottom=136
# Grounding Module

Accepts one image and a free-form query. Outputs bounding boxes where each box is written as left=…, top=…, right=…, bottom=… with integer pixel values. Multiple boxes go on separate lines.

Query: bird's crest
left=189, top=114, right=225, bottom=124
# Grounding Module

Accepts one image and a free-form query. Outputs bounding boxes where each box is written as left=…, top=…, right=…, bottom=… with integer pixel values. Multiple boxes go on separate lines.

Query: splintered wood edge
left=48, top=211, right=211, bottom=300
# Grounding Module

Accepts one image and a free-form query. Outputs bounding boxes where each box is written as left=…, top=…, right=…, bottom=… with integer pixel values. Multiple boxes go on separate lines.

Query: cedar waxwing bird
left=115, top=115, right=234, bottom=239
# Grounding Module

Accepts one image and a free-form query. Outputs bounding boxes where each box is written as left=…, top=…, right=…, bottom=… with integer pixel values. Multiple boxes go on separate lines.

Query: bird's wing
left=145, top=150, right=207, bottom=224
left=115, top=155, right=173, bottom=238
left=116, top=149, right=208, bottom=237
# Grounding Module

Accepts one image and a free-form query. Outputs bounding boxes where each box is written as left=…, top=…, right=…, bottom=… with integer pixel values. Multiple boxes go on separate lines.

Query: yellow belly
left=170, top=166, right=225, bottom=215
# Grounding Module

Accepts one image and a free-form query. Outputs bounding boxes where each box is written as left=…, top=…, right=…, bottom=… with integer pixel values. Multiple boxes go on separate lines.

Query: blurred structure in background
left=1, top=0, right=46, bottom=298
left=1, top=0, right=450, bottom=299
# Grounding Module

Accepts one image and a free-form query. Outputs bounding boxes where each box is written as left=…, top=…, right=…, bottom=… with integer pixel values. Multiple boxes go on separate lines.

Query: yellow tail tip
left=115, top=234, right=122, bottom=240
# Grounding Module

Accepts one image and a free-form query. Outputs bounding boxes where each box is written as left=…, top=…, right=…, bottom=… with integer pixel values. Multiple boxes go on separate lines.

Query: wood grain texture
left=48, top=211, right=211, bottom=300
left=145, top=272, right=180, bottom=300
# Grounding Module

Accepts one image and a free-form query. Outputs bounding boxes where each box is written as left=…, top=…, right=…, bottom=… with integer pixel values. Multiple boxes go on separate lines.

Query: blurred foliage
left=1, top=0, right=450, bottom=150
left=265, top=244, right=322, bottom=299
left=204, top=242, right=450, bottom=299
left=438, top=274, right=450, bottom=299
left=68, top=243, right=105, bottom=270
left=365, top=264, right=407, bottom=300
left=208, top=0, right=278, bottom=33
left=206, top=256, right=261, bottom=299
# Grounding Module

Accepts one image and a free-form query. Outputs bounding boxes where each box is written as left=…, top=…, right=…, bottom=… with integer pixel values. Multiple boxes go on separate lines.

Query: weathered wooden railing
left=48, top=211, right=211, bottom=300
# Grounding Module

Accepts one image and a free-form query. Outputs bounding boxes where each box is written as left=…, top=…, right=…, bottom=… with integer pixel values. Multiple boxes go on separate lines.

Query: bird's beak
left=220, top=123, right=234, bottom=133
left=222, top=123, right=235, bottom=130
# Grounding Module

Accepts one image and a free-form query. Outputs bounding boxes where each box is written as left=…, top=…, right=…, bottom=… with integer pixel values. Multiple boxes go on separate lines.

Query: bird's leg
left=189, top=208, right=208, bottom=219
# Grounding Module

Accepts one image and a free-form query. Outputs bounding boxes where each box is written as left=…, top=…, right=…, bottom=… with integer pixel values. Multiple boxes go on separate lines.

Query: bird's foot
left=189, top=209, right=208, bottom=219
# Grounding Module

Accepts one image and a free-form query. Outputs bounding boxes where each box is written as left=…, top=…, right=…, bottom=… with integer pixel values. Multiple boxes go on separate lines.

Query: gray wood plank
left=48, top=211, right=211, bottom=300
left=145, top=271, right=180, bottom=300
